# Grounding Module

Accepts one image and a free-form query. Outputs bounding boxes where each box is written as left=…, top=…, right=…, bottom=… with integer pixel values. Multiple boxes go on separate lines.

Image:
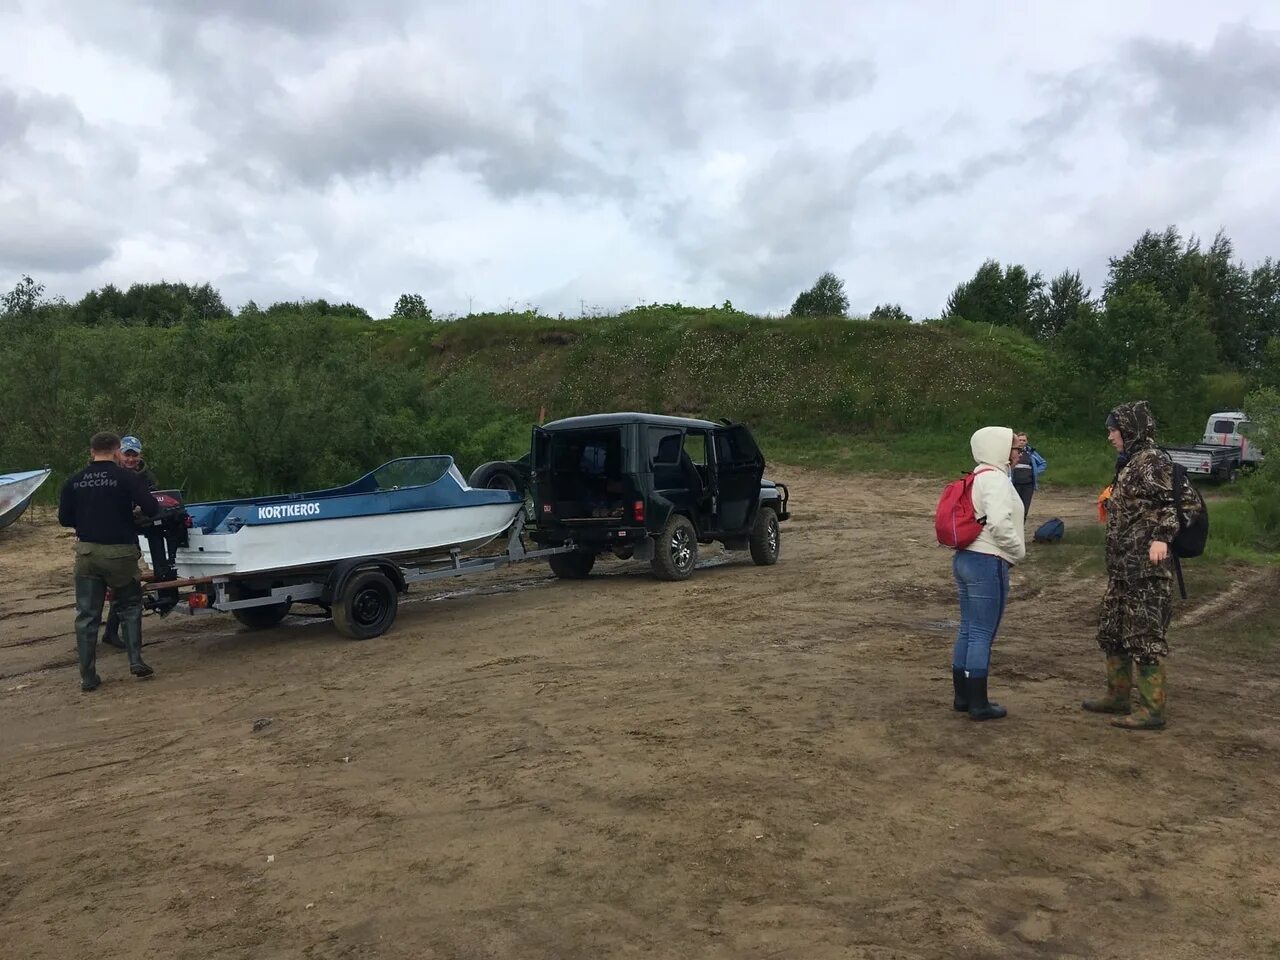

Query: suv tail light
left=633, top=500, right=645, bottom=522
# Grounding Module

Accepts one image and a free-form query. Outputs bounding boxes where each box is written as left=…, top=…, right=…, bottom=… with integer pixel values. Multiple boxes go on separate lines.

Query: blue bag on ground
left=1033, top=517, right=1065, bottom=543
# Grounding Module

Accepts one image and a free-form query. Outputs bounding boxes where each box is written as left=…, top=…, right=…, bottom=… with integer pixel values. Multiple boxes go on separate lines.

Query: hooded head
left=1105, top=401, right=1157, bottom=452
left=970, top=426, right=1014, bottom=471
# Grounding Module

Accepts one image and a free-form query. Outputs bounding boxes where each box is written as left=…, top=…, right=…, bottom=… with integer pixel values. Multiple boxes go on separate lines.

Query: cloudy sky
left=2, top=1, right=1279, bottom=318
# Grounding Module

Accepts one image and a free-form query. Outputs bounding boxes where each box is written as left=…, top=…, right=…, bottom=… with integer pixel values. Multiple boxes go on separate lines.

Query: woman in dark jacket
left=1011, top=432, right=1035, bottom=518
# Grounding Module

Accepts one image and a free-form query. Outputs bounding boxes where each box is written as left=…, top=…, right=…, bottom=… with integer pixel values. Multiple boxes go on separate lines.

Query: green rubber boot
left=1082, top=655, right=1132, bottom=714
left=1112, top=661, right=1166, bottom=731
left=112, top=580, right=153, bottom=679
left=74, top=576, right=106, bottom=690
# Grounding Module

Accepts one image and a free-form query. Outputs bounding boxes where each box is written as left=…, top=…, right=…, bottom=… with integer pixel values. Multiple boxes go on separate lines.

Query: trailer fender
left=324, top=557, right=407, bottom=605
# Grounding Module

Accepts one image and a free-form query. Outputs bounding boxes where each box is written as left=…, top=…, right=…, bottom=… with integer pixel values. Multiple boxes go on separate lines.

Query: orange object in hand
left=1096, top=485, right=1113, bottom=523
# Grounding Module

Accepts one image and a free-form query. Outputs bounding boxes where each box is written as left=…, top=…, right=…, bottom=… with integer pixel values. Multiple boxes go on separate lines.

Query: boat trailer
left=141, top=510, right=575, bottom=640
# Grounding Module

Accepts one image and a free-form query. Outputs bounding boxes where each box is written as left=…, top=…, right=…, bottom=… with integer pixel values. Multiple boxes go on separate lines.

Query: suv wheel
left=651, top=514, right=697, bottom=581
left=749, top=506, right=780, bottom=566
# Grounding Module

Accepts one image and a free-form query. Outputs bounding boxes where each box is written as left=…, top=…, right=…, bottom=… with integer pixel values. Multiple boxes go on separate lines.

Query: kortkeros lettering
left=256, top=502, right=322, bottom=521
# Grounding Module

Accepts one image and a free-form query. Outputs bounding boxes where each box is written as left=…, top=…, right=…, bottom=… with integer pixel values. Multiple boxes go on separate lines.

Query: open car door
left=712, top=424, right=764, bottom=533
left=531, top=426, right=553, bottom=520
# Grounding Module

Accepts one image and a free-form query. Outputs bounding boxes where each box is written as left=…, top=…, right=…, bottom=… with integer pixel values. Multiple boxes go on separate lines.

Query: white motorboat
left=0, top=468, right=52, bottom=530
left=145, top=457, right=524, bottom=580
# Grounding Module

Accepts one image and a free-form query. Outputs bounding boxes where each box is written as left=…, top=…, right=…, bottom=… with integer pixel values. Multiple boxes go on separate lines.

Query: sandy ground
left=2, top=469, right=1278, bottom=960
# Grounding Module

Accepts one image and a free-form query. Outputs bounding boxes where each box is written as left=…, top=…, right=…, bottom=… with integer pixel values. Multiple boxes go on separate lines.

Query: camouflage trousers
left=1096, top=575, right=1172, bottom=665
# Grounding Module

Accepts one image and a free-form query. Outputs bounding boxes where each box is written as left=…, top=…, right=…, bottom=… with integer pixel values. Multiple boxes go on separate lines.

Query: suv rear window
left=1212, top=419, right=1237, bottom=435
left=648, top=428, right=682, bottom=465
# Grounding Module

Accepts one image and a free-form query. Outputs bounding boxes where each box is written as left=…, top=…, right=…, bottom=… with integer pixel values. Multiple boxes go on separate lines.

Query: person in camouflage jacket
left=1083, top=400, right=1194, bottom=730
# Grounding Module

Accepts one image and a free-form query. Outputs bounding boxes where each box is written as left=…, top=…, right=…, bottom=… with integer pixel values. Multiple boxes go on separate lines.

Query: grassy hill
left=0, top=306, right=1226, bottom=494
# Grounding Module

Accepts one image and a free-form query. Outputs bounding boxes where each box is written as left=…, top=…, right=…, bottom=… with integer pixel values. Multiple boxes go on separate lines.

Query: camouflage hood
left=1106, top=400, right=1158, bottom=453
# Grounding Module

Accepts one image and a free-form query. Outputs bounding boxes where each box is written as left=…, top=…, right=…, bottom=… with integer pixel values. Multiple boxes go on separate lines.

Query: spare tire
left=468, top=461, right=525, bottom=495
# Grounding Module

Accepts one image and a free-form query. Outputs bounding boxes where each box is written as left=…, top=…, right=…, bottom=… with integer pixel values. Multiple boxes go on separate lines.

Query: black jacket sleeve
left=130, top=473, right=160, bottom=517
left=58, top=478, right=75, bottom=528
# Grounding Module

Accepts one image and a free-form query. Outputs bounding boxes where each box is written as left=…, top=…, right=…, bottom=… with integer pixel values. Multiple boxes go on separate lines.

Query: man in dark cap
left=1082, top=401, right=1192, bottom=729
left=101, top=435, right=159, bottom=649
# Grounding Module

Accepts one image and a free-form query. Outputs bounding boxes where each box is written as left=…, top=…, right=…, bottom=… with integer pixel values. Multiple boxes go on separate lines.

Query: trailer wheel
left=651, top=514, right=697, bottom=581
left=232, top=602, right=291, bottom=630
left=333, top=569, right=399, bottom=640
left=749, top=506, right=781, bottom=566
left=549, top=551, right=595, bottom=579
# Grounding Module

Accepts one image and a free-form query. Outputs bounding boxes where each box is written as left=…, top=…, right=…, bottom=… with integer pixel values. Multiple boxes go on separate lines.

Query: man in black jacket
left=58, top=432, right=160, bottom=691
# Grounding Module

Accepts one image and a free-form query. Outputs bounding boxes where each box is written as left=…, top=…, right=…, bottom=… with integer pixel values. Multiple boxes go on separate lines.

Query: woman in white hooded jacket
left=951, top=426, right=1026, bottom=721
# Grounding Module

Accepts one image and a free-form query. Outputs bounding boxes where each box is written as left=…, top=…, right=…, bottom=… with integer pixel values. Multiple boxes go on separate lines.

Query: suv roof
left=542, top=412, right=723, bottom=432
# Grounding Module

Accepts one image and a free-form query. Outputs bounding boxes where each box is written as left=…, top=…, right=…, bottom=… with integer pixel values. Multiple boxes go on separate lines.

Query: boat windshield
left=368, top=457, right=454, bottom=491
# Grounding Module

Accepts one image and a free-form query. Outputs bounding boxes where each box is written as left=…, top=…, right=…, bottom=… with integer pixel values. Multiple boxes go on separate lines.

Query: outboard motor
left=141, top=489, right=190, bottom=615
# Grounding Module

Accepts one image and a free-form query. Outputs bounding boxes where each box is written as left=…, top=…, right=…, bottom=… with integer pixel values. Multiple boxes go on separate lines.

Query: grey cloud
left=718, top=45, right=876, bottom=115
left=0, top=210, right=114, bottom=273
left=1013, top=25, right=1280, bottom=164
left=885, top=146, right=1040, bottom=206
left=1022, top=68, right=1110, bottom=148
left=583, top=13, right=876, bottom=153
left=246, top=76, right=615, bottom=199
left=678, top=134, right=911, bottom=305
left=0, top=88, right=83, bottom=147
left=128, top=0, right=411, bottom=37
left=1124, top=24, right=1280, bottom=139
left=809, top=58, right=877, bottom=102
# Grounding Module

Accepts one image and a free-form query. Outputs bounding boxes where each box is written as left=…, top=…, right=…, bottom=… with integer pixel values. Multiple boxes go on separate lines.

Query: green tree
left=1258, top=338, right=1280, bottom=389
left=391, top=293, right=432, bottom=320
left=2, top=274, right=44, bottom=319
left=1102, top=284, right=1219, bottom=432
left=869, top=303, right=912, bottom=323
left=1104, top=226, right=1184, bottom=304
left=790, top=272, right=849, bottom=317
left=1243, top=385, right=1280, bottom=547
left=944, top=260, right=1044, bottom=337
left=1246, top=259, right=1280, bottom=367
left=1181, top=232, right=1250, bottom=367
left=1031, top=270, right=1091, bottom=342
left=263, top=299, right=372, bottom=321
left=1057, top=300, right=1121, bottom=418
left=71, top=281, right=231, bottom=326
left=1105, top=227, right=1251, bottom=367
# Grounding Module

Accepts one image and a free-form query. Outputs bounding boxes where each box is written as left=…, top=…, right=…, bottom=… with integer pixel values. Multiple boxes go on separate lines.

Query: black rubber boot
left=101, top=607, right=125, bottom=649
left=114, top=582, right=154, bottom=680
left=74, top=576, right=106, bottom=691
left=952, top=667, right=969, bottom=712
left=965, top=675, right=1007, bottom=722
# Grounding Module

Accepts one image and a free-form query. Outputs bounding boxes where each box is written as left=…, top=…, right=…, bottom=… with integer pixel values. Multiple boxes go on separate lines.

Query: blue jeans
left=951, top=550, right=1010, bottom=678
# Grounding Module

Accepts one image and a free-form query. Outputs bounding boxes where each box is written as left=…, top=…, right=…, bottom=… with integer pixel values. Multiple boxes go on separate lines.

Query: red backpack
left=935, top=468, right=994, bottom=549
